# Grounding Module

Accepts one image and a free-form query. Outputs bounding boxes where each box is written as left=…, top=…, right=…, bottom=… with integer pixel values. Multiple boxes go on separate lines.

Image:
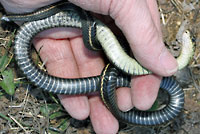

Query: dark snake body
left=101, top=64, right=184, bottom=125
left=2, top=1, right=185, bottom=125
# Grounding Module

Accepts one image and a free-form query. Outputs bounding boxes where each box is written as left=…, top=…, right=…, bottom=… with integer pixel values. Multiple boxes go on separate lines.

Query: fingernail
left=159, top=48, right=178, bottom=75
left=123, top=105, right=134, bottom=112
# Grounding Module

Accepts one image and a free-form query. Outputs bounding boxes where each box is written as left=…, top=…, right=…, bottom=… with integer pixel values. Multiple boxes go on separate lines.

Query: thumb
left=69, top=0, right=178, bottom=76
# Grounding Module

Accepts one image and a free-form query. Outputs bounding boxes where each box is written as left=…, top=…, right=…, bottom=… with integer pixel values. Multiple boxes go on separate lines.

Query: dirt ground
left=0, top=0, right=200, bottom=134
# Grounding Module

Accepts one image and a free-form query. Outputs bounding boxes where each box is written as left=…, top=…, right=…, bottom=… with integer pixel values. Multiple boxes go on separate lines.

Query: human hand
left=1, top=0, right=178, bottom=133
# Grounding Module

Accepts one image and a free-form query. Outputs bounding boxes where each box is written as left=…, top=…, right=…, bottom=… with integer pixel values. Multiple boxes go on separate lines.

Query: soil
left=0, top=0, right=200, bottom=134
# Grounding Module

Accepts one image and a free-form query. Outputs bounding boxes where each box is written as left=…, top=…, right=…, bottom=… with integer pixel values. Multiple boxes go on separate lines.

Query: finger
left=70, top=36, right=104, bottom=76
left=58, top=94, right=89, bottom=120
left=116, top=87, right=133, bottom=111
left=146, top=0, right=162, bottom=36
left=33, top=35, right=90, bottom=120
left=131, top=75, right=161, bottom=110
left=70, top=37, right=123, bottom=133
left=89, top=96, right=119, bottom=134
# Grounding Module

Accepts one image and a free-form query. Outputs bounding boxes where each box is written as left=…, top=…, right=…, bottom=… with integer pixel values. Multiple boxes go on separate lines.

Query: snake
left=1, top=1, right=195, bottom=125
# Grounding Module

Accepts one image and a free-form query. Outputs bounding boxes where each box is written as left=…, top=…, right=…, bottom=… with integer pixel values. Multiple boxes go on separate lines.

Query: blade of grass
left=49, top=111, right=67, bottom=120
left=0, top=54, right=9, bottom=72
left=0, top=32, right=14, bottom=72
left=0, top=69, right=15, bottom=95
left=0, top=113, right=13, bottom=122
left=58, top=118, right=69, bottom=131
left=40, top=104, right=61, bottom=117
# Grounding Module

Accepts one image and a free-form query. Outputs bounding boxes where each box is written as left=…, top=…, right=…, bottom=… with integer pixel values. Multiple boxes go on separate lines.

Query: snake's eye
left=184, top=30, right=190, bottom=34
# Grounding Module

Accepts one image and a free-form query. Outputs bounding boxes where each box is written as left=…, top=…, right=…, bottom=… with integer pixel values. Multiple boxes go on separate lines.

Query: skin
left=1, top=0, right=178, bottom=133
